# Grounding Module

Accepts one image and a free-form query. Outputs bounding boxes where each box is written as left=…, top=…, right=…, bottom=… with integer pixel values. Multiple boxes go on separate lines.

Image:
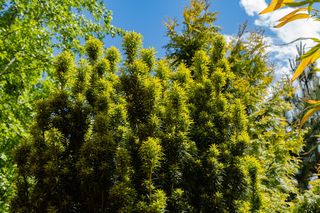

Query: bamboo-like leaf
left=285, top=1, right=309, bottom=7
left=260, top=0, right=294, bottom=15
left=260, top=0, right=282, bottom=14
left=275, top=13, right=310, bottom=28
left=292, top=56, right=311, bottom=81
left=301, top=44, right=320, bottom=59
left=311, top=37, right=320, bottom=43
left=309, top=51, right=320, bottom=64
left=312, top=68, right=320, bottom=72
left=301, top=98, right=320, bottom=104
left=278, top=7, right=308, bottom=22
left=301, top=106, right=320, bottom=126
left=292, top=51, right=320, bottom=81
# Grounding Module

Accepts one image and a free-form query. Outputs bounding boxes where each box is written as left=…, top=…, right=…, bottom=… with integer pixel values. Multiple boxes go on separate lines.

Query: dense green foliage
left=294, top=179, right=320, bottom=212
left=0, top=0, right=121, bottom=210
left=11, top=1, right=305, bottom=211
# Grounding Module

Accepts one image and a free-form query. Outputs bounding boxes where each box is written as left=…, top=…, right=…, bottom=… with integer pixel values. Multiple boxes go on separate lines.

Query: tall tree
left=0, top=0, right=121, bottom=210
left=165, top=1, right=304, bottom=211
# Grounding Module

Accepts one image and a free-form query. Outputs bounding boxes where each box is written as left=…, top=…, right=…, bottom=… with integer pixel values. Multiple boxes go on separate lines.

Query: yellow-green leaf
left=260, top=0, right=294, bottom=15
left=292, top=51, right=320, bottom=81
left=285, top=1, right=309, bottom=7
left=278, top=7, right=308, bottom=22
left=301, top=44, right=320, bottom=59
left=309, top=51, right=320, bottom=64
left=292, top=56, right=312, bottom=81
left=311, top=37, right=320, bottom=43
left=301, top=98, right=320, bottom=104
left=301, top=106, right=320, bottom=126
left=275, top=13, right=310, bottom=28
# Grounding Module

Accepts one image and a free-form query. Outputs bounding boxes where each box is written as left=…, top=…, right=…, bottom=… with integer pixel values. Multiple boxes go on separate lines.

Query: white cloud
left=239, top=0, right=320, bottom=79
left=224, top=34, right=234, bottom=44
left=239, top=0, right=267, bottom=16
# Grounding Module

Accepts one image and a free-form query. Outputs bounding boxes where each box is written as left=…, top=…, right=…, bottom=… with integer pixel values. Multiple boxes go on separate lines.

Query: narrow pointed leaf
left=301, top=106, right=320, bottom=126
left=309, top=51, right=320, bottom=64
left=260, top=0, right=294, bottom=15
left=292, top=55, right=312, bottom=81
left=292, top=51, right=320, bottom=81
left=275, top=13, right=310, bottom=28
left=260, top=0, right=283, bottom=14
left=311, top=37, right=320, bottom=43
left=285, top=1, right=309, bottom=7
left=301, top=98, right=320, bottom=104
left=301, top=44, right=320, bottom=59
left=278, top=7, right=308, bottom=22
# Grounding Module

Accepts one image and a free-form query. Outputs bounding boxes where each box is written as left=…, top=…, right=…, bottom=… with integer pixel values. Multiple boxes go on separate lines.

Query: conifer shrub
left=12, top=1, right=304, bottom=212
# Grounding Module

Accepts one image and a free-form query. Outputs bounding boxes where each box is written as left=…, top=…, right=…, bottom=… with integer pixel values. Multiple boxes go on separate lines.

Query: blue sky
left=104, top=0, right=254, bottom=57
left=104, top=0, right=320, bottom=78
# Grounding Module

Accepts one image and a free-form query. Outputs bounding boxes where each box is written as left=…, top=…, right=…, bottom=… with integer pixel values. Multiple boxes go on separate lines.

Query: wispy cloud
left=239, top=0, right=267, bottom=16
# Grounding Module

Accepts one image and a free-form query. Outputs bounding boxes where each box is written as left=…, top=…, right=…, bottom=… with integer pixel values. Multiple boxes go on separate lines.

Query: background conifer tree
left=287, top=43, right=320, bottom=190
left=164, top=0, right=218, bottom=67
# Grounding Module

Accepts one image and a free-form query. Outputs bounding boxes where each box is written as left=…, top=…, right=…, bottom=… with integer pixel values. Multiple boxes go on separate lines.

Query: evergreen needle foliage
left=11, top=0, right=305, bottom=212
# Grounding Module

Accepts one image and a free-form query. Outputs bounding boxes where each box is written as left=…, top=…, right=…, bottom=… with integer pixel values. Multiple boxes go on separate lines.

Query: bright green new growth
left=140, top=48, right=156, bottom=71
left=122, top=32, right=143, bottom=64
left=85, top=37, right=104, bottom=62
left=139, top=137, right=163, bottom=175
left=54, top=51, right=75, bottom=88
left=106, top=46, right=122, bottom=72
